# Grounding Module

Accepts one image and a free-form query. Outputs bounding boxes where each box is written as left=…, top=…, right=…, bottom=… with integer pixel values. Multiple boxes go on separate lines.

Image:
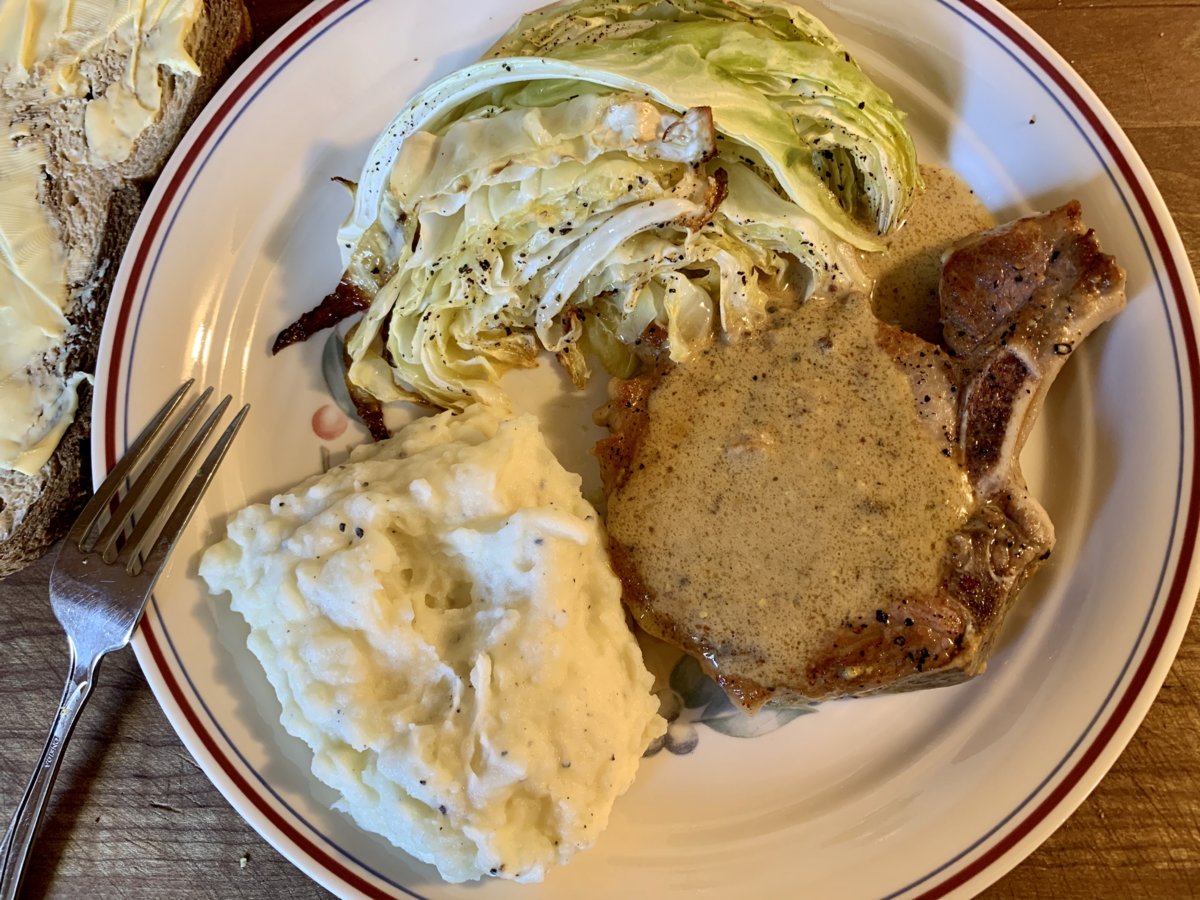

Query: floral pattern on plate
left=645, top=655, right=816, bottom=756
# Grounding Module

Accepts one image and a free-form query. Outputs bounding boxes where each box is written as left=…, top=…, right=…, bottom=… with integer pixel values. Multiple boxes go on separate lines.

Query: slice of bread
left=0, top=0, right=251, bottom=577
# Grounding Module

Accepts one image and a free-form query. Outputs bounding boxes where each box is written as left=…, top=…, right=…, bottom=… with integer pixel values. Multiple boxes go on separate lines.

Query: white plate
left=93, top=1, right=1200, bottom=897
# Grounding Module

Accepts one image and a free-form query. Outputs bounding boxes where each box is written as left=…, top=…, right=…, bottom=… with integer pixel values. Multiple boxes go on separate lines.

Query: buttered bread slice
left=0, top=0, right=249, bottom=575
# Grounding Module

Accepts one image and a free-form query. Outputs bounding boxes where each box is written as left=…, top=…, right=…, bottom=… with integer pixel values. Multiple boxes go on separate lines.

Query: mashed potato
left=199, top=405, right=664, bottom=883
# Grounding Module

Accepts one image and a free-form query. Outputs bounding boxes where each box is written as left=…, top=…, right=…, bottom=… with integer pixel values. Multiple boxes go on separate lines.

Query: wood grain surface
left=2, top=0, right=1198, bottom=896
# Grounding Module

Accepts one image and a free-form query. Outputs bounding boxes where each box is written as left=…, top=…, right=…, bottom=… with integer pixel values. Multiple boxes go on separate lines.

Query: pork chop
left=596, top=202, right=1126, bottom=710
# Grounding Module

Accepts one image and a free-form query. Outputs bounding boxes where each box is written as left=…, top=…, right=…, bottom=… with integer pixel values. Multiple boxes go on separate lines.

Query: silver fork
left=0, top=382, right=248, bottom=899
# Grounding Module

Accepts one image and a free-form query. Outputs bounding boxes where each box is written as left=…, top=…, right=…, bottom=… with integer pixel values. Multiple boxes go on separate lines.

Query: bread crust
left=0, top=0, right=252, bottom=578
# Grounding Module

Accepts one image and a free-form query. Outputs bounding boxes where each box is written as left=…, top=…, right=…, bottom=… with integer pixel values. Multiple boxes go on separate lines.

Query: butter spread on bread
left=0, top=0, right=249, bottom=575
left=0, top=0, right=203, bottom=475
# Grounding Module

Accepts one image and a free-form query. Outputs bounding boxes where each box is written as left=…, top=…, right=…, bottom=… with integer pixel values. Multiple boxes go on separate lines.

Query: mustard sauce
left=863, top=164, right=994, bottom=342
left=606, top=164, right=990, bottom=690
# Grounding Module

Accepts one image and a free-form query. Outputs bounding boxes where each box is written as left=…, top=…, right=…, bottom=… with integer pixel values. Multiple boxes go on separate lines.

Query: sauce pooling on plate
left=863, top=164, right=995, bottom=341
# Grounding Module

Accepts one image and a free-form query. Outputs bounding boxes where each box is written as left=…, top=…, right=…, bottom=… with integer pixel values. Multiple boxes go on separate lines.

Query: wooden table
left=2, top=0, right=1198, bottom=896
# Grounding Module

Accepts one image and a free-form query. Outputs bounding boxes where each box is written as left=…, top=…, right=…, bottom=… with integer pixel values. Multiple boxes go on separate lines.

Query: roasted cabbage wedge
left=320, top=0, right=919, bottom=409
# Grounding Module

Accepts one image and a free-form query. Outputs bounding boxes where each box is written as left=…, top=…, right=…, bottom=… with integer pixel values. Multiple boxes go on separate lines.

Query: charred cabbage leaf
left=322, top=0, right=919, bottom=409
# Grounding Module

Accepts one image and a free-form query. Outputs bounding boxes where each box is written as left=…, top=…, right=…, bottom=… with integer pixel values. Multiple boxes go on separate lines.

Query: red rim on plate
left=96, top=1, right=1200, bottom=896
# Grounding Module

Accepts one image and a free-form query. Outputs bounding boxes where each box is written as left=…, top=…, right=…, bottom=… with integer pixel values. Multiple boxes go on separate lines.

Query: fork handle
left=0, top=648, right=99, bottom=900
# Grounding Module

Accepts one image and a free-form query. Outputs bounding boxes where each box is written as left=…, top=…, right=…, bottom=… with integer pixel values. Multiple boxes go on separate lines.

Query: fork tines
left=72, top=381, right=248, bottom=577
